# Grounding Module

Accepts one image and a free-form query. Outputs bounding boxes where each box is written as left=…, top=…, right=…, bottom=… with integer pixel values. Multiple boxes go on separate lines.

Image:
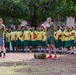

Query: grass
left=0, top=60, right=76, bottom=75
left=0, top=65, right=31, bottom=75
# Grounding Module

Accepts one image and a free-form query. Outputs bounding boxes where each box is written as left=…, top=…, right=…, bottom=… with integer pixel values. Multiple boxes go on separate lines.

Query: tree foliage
left=0, top=0, right=76, bottom=26
left=0, top=0, right=29, bottom=25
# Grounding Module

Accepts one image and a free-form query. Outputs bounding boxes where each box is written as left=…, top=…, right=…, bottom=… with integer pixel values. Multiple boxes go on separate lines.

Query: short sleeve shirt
left=46, top=22, right=55, bottom=37
left=0, top=24, right=5, bottom=38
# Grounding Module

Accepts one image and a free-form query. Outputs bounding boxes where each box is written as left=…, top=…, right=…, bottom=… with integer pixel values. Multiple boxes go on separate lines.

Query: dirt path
left=0, top=53, right=76, bottom=75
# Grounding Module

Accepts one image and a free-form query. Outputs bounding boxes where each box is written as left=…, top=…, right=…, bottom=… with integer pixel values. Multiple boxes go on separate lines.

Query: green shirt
left=46, top=22, right=55, bottom=37
left=0, top=24, right=5, bottom=38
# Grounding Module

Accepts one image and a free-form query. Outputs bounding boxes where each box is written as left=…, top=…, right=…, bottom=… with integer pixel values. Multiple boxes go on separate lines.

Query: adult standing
left=0, top=18, right=6, bottom=58
left=42, top=17, right=57, bottom=59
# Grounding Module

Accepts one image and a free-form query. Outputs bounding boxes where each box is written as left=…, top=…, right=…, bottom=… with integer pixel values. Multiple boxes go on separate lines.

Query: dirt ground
left=0, top=53, right=76, bottom=75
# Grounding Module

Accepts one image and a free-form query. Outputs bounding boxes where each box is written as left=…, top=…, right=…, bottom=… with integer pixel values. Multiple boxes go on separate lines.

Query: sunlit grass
left=0, top=61, right=76, bottom=75
left=0, top=65, right=31, bottom=75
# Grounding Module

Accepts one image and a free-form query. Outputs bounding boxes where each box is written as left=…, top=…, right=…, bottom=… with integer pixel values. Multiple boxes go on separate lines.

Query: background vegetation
left=0, top=0, right=76, bottom=27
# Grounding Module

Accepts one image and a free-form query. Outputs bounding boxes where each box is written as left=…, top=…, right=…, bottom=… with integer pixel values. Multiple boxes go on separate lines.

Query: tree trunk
left=29, top=0, right=38, bottom=28
left=58, top=14, right=60, bottom=26
left=30, top=10, right=38, bottom=28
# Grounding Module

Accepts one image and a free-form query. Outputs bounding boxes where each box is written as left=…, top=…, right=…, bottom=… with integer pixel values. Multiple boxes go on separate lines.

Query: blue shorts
left=0, top=38, right=4, bottom=46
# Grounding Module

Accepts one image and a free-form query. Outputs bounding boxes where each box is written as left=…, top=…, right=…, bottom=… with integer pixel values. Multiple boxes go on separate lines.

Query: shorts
left=61, top=41, right=65, bottom=47
left=42, top=41, right=47, bottom=46
left=74, top=43, right=76, bottom=46
left=70, top=40, right=74, bottom=47
left=65, top=41, right=70, bottom=47
left=0, top=38, right=4, bottom=46
left=36, top=40, right=42, bottom=46
left=21, top=41, right=24, bottom=47
left=55, top=40, right=61, bottom=48
left=16, top=39, right=21, bottom=46
left=24, top=40, right=30, bottom=46
left=46, top=36, right=55, bottom=45
left=6, top=42, right=9, bottom=48
left=11, top=40, right=16, bottom=47
left=31, top=41, right=36, bottom=46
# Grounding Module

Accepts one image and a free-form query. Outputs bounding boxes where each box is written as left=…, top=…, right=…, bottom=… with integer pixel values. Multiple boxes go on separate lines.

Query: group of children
left=5, top=25, right=47, bottom=52
left=54, top=25, right=76, bottom=54
left=5, top=24, right=76, bottom=54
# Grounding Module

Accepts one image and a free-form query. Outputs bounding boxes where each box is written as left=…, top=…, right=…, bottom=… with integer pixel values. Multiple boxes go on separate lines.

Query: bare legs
left=47, top=44, right=57, bottom=59
left=0, top=46, right=6, bottom=58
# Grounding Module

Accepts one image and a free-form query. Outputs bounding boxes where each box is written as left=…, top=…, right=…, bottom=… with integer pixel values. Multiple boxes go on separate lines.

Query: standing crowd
left=0, top=17, right=76, bottom=59
left=5, top=26, right=47, bottom=52
left=5, top=23, right=76, bottom=54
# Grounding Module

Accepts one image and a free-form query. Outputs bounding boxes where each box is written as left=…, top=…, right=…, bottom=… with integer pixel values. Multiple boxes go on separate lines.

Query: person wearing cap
left=42, top=17, right=57, bottom=59
left=0, top=18, right=6, bottom=58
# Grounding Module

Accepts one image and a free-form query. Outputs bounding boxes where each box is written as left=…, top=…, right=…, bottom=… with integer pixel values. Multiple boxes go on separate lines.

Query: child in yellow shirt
left=11, top=27, right=17, bottom=51
left=23, top=26, right=31, bottom=52
left=15, top=26, right=22, bottom=51
left=30, top=27, right=37, bottom=52
left=54, top=26, right=62, bottom=53
left=6, top=28, right=12, bottom=51
left=65, top=27, right=70, bottom=48
left=36, top=26, right=43, bottom=52
left=69, top=27, right=75, bottom=54
left=41, top=27, right=47, bottom=52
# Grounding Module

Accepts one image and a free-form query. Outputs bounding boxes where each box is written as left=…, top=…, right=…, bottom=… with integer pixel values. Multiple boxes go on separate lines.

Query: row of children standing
left=5, top=24, right=76, bottom=54
left=54, top=25, right=76, bottom=54
left=5, top=25, right=47, bottom=52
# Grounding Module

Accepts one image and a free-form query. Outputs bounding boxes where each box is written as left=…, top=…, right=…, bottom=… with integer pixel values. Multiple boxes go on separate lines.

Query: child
left=30, top=27, right=37, bottom=52
left=36, top=26, right=43, bottom=52
left=69, top=26, right=75, bottom=54
left=15, top=26, right=22, bottom=51
left=19, top=27, right=25, bottom=51
left=41, top=26, right=47, bottom=52
left=54, top=26, right=62, bottom=54
left=64, top=27, right=71, bottom=53
left=11, top=27, right=17, bottom=51
left=60, top=25, right=66, bottom=53
left=6, top=28, right=12, bottom=51
left=23, top=25, right=31, bottom=52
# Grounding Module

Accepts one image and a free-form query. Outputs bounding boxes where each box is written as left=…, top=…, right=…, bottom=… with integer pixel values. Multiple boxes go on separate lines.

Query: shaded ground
left=0, top=53, right=76, bottom=75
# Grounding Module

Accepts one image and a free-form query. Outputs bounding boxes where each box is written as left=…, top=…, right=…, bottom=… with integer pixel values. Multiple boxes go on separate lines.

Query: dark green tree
left=0, top=0, right=30, bottom=25
left=0, top=0, right=76, bottom=26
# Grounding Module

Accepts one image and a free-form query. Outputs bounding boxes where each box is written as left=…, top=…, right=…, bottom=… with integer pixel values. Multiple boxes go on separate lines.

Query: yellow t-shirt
left=15, top=31, right=22, bottom=40
left=74, top=29, right=76, bottom=37
left=65, top=31, right=70, bottom=41
left=70, top=30, right=75, bottom=40
left=42, top=31, right=46, bottom=41
left=23, top=30, right=31, bottom=40
left=61, top=30, right=66, bottom=41
left=31, top=31, right=36, bottom=41
left=6, top=32, right=11, bottom=42
left=19, top=31, right=24, bottom=41
left=36, top=31, right=43, bottom=40
left=10, top=31, right=17, bottom=41
left=54, top=30, right=62, bottom=40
